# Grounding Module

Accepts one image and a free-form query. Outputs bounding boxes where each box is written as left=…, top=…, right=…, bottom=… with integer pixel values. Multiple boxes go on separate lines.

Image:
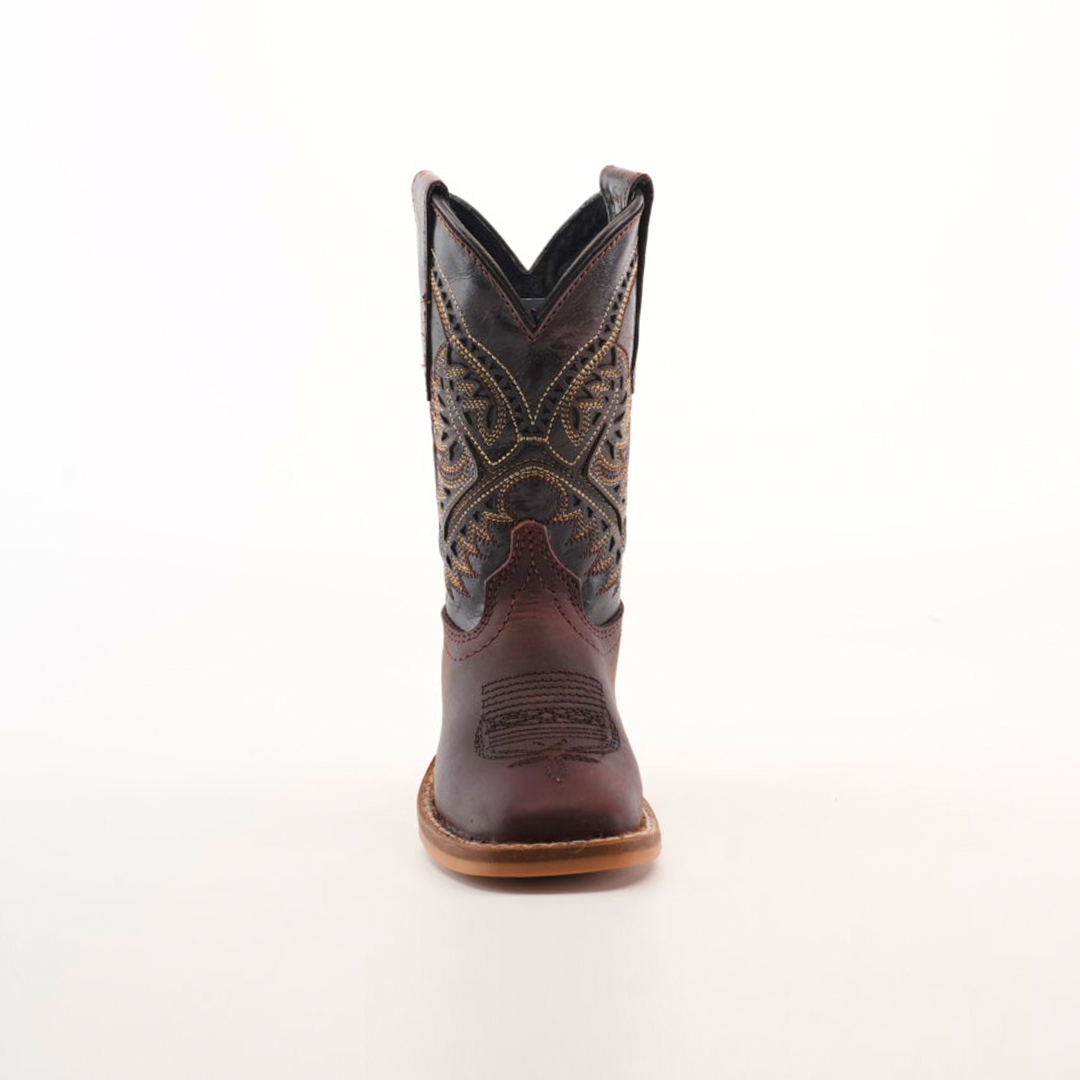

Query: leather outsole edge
left=416, top=758, right=662, bottom=878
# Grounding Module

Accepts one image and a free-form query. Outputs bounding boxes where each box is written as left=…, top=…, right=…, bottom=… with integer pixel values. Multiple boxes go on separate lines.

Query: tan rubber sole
left=417, top=758, right=661, bottom=878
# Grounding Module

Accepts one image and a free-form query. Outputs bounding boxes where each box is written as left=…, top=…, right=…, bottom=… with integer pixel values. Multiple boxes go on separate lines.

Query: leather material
left=413, top=167, right=653, bottom=845
left=412, top=170, right=448, bottom=396
left=415, top=167, right=651, bottom=629
left=599, top=165, right=653, bottom=379
left=437, top=521, right=643, bottom=843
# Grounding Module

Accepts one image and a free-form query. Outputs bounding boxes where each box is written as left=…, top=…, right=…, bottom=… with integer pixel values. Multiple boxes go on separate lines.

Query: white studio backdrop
left=2, top=2, right=1079, bottom=1078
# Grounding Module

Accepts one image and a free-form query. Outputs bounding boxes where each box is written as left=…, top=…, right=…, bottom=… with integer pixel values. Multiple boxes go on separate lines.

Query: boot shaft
left=413, top=167, right=653, bottom=630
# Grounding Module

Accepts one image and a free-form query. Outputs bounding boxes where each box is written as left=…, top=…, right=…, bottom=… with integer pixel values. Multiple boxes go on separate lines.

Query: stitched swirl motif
left=533, top=260, right=636, bottom=455
left=474, top=671, right=621, bottom=783
left=428, top=251, right=638, bottom=605
left=557, top=341, right=628, bottom=452
left=587, top=386, right=631, bottom=514
left=430, top=377, right=479, bottom=528
left=431, top=271, right=524, bottom=459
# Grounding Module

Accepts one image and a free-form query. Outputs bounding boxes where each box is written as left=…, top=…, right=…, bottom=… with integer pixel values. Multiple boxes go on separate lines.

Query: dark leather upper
left=413, top=167, right=653, bottom=630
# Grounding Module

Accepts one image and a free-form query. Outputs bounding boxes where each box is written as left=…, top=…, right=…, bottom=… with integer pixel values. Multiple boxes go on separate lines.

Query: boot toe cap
left=434, top=758, right=644, bottom=844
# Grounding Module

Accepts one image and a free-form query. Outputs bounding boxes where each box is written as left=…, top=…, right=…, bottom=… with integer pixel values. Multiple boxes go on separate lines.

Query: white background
left=2, top=1, right=1079, bottom=1077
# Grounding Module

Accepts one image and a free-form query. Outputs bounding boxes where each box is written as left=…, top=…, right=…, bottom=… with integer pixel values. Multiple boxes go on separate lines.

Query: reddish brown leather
left=436, top=521, right=643, bottom=843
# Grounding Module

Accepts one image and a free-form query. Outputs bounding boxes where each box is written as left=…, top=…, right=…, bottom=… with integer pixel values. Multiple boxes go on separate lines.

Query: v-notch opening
left=431, top=188, right=644, bottom=333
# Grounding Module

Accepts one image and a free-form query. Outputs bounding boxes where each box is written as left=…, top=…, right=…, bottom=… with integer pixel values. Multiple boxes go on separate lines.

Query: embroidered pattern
left=430, top=384, right=479, bottom=529
left=473, top=671, right=621, bottom=782
left=428, top=251, right=638, bottom=603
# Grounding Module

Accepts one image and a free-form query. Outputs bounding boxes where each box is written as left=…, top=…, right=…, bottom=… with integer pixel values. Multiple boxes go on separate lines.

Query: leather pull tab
left=412, top=169, right=448, bottom=398
left=599, top=165, right=654, bottom=222
left=598, top=166, right=654, bottom=385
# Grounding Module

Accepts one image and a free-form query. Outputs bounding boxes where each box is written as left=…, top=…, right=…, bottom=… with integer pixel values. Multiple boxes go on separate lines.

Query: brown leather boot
left=412, top=166, right=661, bottom=877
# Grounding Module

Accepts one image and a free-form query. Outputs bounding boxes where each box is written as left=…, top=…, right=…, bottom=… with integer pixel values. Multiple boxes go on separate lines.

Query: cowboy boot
left=412, top=166, right=661, bottom=877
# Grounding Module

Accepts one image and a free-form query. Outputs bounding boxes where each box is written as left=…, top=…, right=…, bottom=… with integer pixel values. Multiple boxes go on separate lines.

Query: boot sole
left=417, top=758, right=662, bottom=878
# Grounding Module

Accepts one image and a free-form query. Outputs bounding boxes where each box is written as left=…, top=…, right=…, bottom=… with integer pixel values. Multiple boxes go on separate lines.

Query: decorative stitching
left=433, top=208, right=639, bottom=343
left=473, top=671, right=621, bottom=782
left=425, top=222, right=640, bottom=612
left=432, top=250, right=532, bottom=441
left=443, top=525, right=622, bottom=661
left=433, top=251, right=636, bottom=438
